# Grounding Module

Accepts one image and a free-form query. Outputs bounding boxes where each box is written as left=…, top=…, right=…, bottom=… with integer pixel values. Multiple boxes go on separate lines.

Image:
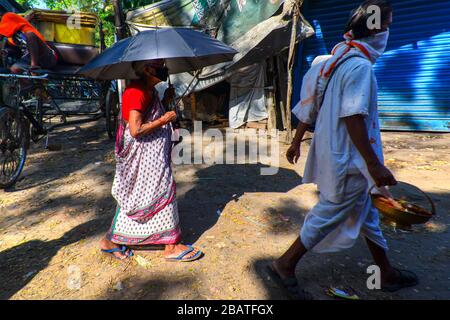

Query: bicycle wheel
left=105, top=87, right=120, bottom=139
left=0, top=106, right=30, bottom=189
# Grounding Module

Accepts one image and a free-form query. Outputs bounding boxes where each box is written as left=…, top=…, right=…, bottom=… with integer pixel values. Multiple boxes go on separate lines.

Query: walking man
left=268, top=0, right=418, bottom=299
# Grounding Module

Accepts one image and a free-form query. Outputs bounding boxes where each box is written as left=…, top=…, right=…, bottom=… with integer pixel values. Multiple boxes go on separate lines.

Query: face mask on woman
left=154, top=66, right=169, bottom=82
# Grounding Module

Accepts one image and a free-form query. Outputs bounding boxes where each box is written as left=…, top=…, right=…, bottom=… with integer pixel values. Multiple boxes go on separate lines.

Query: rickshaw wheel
left=0, top=106, right=30, bottom=189
left=105, top=88, right=119, bottom=139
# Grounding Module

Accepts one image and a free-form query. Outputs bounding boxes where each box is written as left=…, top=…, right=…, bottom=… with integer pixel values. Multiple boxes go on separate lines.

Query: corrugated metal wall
left=295, top=0, right=450, bottom=132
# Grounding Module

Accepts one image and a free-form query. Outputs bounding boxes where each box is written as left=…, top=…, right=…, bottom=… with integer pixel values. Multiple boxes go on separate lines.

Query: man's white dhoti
left=301, top=173, right=388, bottom=253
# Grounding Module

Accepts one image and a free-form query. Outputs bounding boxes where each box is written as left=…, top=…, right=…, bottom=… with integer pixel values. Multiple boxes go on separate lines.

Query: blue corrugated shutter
left=295, top=0, right=450, bottom=132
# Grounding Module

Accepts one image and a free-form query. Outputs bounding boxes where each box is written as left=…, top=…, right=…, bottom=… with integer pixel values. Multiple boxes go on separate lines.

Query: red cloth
left=0, top=12, right=47, bottom=45
left=122, top=81, right=152, bottom=122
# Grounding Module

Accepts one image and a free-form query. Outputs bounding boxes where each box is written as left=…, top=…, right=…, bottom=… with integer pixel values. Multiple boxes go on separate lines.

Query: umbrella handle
left=165, top=80, right=182, bottom=130
left=165, top=79, right=183, bottom=122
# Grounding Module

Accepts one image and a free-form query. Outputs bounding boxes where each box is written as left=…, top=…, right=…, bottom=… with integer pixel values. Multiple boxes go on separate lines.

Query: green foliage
left=122, top=1, right=160, bottom=11
left=16, top=0, right=36, bottom=10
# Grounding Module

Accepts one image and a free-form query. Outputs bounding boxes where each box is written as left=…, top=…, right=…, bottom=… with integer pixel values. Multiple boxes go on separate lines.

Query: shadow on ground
left=177, top=163, right=302, bottom=243
left=0, top=217, right=110, bottom=300
left=5, top=121, right=113, bottom=193
left=100, top=275, right=198, bottom=300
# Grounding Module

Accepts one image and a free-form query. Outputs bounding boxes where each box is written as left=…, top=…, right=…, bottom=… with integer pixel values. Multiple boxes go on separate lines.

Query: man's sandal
left=381, top=268, right=419, bottom=292
left=265, top=264, right=313, bottom=300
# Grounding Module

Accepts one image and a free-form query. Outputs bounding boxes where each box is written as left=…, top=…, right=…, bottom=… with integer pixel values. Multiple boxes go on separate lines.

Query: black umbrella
left=78, top=27, right=238, bottom=80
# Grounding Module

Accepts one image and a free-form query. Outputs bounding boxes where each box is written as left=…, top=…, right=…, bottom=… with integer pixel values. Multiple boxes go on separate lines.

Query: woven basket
left=371, top=182, right=436, bottom=230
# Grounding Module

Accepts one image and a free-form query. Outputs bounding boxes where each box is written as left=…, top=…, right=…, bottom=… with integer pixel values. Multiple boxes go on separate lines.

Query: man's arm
left=286, top=121, right=310, bottom=164
left=344, top=114, right=397, bottom=187
left=292, top=121, right=310, bottom=146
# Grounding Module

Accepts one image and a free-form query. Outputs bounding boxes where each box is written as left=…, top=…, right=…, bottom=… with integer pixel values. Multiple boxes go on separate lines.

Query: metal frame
left=0, top=70, right=108, bottom=141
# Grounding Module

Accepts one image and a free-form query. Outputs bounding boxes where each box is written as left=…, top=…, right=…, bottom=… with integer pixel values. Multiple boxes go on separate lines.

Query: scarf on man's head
left=292, top=29, right=389, bottom=122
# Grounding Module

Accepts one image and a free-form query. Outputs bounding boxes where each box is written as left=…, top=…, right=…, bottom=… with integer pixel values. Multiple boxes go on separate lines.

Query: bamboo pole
left=285, top=1, right=301, bottom=144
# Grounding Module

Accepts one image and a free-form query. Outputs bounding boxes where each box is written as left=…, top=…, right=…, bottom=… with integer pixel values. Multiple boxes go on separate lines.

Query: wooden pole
left=99, top=20, right=106, bottom=52
left=265, top=59, right=277, bottom=131
left=112, top=0, right=127, bottom=40
left=190, top=93, right=197, bottom=122
left=111, top=0, right=127, bottom=125
left=285, top=1, right=301, bottom=144
left=276, top=55, right=288, bottom=130
left=271, top=56, right=284, bottom=130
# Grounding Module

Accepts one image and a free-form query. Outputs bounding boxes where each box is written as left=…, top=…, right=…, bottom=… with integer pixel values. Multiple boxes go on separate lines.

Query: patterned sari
left=107, top=88, right=181, bottom=245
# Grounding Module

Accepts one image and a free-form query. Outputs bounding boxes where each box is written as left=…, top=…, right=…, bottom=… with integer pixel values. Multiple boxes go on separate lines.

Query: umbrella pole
left=285, top=1, right=301, bottom=144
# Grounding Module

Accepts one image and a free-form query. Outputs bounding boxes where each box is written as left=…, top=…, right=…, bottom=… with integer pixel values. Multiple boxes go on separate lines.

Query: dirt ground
left=0, top=120, right=449, bottom=300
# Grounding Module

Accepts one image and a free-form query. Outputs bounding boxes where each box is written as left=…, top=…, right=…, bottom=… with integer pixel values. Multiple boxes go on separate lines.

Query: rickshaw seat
left=37, top=42, right=100, bottom=77
left=48, top=42, right=99, bottom=67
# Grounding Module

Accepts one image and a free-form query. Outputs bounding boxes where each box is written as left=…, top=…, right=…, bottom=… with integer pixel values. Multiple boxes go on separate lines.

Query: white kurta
left=295, top=46, right=388, bottom=253
left=300, top=53, right=384, bottom=203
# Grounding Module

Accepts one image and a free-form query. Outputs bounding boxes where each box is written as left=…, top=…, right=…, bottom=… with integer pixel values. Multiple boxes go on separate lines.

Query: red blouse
left=121, top=81, right=152, bottom=122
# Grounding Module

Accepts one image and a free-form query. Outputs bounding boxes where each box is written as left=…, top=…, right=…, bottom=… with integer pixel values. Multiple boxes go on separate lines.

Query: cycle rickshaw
left=0, top=9, right=120, bottom=189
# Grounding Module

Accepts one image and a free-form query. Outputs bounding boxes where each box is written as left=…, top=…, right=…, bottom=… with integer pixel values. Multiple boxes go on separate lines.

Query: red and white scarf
left=292, top=29, right=389, bottom=121
left=321, top=29, right=390, bottom=77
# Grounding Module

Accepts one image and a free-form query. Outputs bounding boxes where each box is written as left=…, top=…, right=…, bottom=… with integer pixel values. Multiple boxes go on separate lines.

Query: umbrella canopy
left=78, top=27, right=238, bottom=80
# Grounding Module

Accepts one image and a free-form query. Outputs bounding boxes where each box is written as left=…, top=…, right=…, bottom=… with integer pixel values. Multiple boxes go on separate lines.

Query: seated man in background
left=0, top=12, right=57, bottom=73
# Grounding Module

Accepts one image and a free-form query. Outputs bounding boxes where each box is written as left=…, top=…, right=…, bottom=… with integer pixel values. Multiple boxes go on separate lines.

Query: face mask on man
left=364, top=29, right=390, bottom=56
left=154, top=66, right=169, bottom=82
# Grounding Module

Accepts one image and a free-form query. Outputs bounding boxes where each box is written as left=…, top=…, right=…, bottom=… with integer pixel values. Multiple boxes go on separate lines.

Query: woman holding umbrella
left=100, top=59, right=203, bottom=262
left=78, top=27, right=237, bottom=261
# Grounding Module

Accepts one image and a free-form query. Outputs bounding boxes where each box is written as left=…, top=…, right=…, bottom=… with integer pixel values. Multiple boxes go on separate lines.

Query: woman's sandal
left=381, top=268, right=419, bottom=292
left=101, top=245, right=134, bottom=260
left=265, top=264, right=313, bottom=300
left=165, top=245, right=203, bottom=262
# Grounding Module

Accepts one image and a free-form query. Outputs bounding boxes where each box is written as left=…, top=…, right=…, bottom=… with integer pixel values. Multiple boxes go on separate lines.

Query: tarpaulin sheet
left=126, top=0, right=285, bottom=45
left=228, top=63, right=267, bottom=128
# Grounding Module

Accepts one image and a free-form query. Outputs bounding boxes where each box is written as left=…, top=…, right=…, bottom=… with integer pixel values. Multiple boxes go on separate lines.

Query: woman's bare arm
left=128, top=110, right=176, bottom=138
